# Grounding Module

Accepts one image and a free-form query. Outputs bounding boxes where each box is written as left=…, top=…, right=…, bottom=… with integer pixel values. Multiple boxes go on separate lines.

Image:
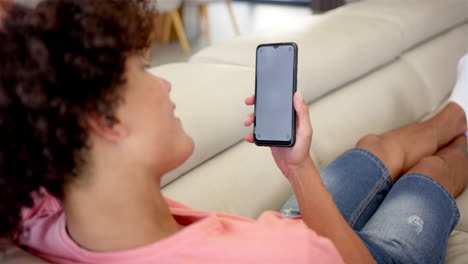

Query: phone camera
left=273, top=45, right=278, bottom=49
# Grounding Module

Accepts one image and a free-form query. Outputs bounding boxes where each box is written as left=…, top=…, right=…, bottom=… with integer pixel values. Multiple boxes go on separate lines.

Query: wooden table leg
left=225, top=0, right=240, bottom=35
left=199, top=4, right=212, bottom=45
left=169, top=10, right=191, bottom=53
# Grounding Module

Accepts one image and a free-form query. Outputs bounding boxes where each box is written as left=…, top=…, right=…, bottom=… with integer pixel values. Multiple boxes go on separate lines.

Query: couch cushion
left=446, top=230, right=468, bottom=264
left=192, top=0, right=467, bottom=68
left=162, top=140, right=292, bottom=219
left=191, top=13, right=403, bottom=105
left=401, top=25, right=468, bottom=112
left=190, top=15, right=317, bottom=67
left=344, top=0, right=468, bottom=51
left=307, top=61, right=428, bottom=169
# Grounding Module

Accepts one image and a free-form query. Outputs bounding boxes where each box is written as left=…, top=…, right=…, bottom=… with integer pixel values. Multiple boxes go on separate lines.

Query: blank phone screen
left=255, top=44, right=295, bottom=142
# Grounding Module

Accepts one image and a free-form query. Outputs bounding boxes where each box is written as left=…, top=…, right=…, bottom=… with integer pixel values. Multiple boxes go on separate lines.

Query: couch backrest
left=190, top=0, right=468, bottom=104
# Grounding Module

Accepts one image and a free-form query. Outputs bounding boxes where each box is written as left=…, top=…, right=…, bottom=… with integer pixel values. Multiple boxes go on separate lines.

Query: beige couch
left=2, top=0, right=468, bottom=263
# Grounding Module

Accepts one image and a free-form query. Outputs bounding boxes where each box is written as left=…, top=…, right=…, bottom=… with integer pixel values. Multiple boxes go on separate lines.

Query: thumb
left=293, top=91, right=312, bottom=136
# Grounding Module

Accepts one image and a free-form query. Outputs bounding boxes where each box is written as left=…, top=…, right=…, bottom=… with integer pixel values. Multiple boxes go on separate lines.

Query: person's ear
left=86, top=114, right=129, bottom=141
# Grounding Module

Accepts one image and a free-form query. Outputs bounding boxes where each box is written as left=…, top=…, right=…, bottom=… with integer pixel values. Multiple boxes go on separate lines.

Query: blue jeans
left=280, top=148, right=460, bottom=264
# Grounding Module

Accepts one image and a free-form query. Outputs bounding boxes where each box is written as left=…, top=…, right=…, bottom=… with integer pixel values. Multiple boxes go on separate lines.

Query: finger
left=245, top=133, right=254, bottom=143
left=293, top=91, right=312, bottom=136
left=245, top=94, right=255, bottom=106
left=244, top=113, right=254, bottom=126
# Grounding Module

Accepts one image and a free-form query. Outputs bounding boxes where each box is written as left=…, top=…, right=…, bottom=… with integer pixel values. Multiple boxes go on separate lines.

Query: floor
left=149, top=2, right=313, bottom=67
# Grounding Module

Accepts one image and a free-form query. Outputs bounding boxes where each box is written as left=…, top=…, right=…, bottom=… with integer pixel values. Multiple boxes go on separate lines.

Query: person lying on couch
left=0, top=0, right=467, bottom=263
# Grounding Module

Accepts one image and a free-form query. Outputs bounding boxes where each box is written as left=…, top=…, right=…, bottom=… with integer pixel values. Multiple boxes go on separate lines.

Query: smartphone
left=254, top=42, right=298, bottom=147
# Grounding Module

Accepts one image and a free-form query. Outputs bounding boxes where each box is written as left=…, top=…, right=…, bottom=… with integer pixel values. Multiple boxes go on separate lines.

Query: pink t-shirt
left=18, top=191, right=344, bottom=264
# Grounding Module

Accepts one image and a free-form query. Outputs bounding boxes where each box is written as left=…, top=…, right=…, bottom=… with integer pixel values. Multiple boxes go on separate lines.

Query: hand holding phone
left=244, top=91, right=314, bottom=179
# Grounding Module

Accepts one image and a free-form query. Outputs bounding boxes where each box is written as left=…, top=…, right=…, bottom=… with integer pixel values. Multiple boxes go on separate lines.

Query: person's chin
left=182, top=134, right=195, bottom=162
left=167, top=134, right=194, bottom=172
left=180, top=127, right=195, bottom=156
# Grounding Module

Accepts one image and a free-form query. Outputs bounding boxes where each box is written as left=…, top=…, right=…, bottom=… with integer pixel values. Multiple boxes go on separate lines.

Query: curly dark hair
left=0, top=0, right=155, bottom=240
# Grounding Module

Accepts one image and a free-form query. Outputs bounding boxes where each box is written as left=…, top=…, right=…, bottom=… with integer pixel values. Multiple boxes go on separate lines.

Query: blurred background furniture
left=233, top=0, right=348, bottom=11
left=150, top=0, right=191, bottom=54
left=184, top=0, right=240, bottom=45
left=310, top=0, right=344, bottom=11
left=234, top=0, right=309, bottom=5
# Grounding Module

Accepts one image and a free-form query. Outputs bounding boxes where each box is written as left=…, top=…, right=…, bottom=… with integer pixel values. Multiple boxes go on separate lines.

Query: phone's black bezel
left=254, top=42, right=298, bottom=147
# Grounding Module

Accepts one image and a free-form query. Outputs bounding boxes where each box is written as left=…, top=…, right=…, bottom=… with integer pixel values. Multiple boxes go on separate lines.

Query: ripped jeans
left=280, top=148, right=460, bottom=264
